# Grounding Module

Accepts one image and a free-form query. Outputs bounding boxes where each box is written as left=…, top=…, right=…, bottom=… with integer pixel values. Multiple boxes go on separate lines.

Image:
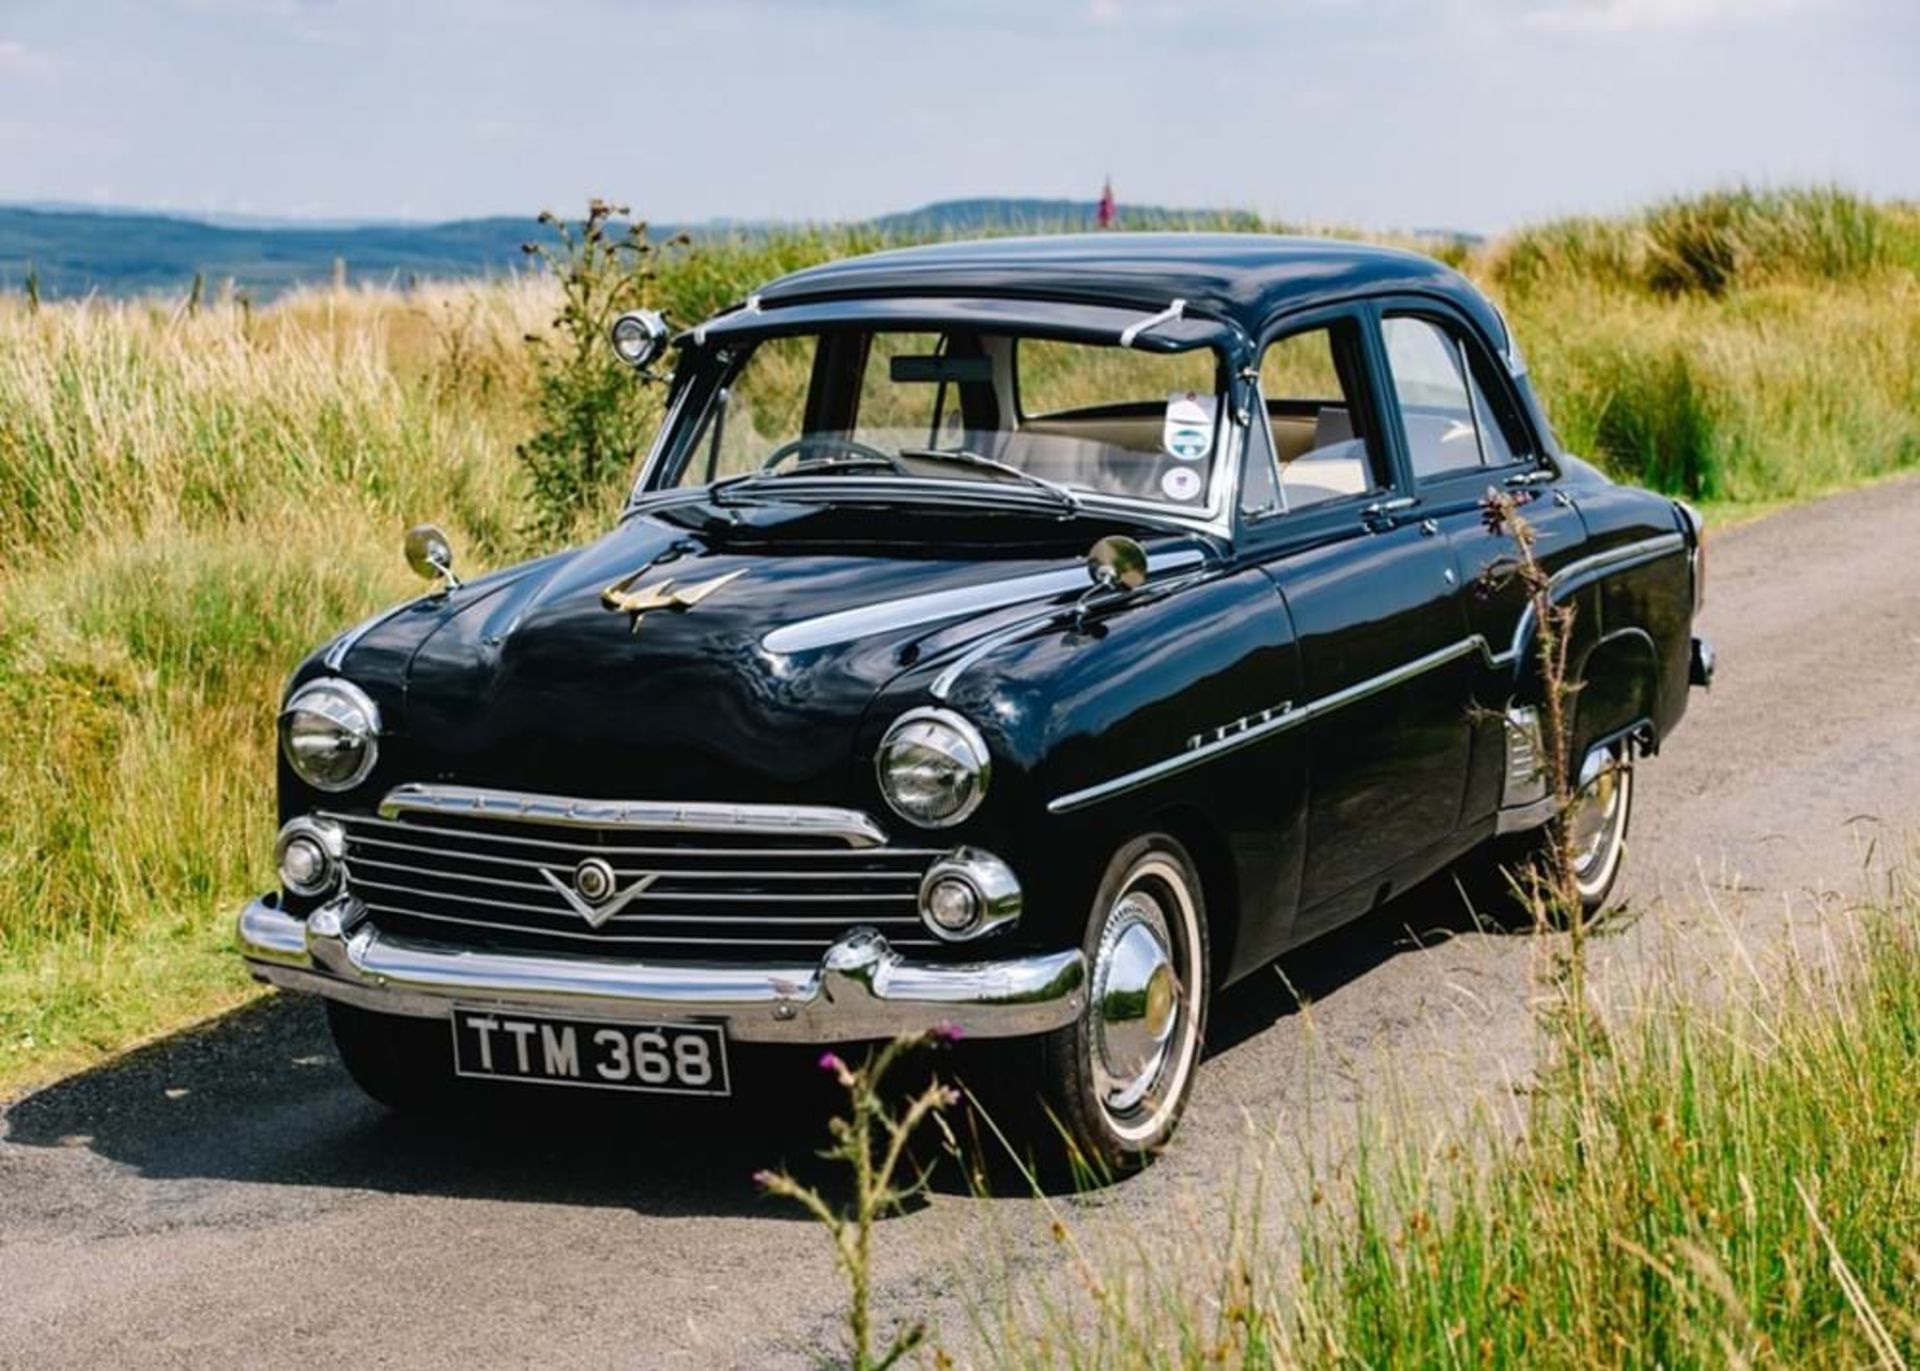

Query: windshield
left=663, top=327, right=1225, bottom=514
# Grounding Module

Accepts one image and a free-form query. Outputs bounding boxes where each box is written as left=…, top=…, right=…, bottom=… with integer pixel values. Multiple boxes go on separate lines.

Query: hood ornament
left=600, top=566, right=747, bottom=634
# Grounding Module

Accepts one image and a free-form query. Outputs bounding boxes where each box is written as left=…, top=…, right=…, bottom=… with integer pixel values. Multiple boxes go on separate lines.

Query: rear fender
left=1573, top=626, right=1661, bottom=761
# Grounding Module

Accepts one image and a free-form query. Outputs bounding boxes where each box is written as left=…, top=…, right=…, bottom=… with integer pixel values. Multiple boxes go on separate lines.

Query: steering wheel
left=759, top=435, right=907, bottom=474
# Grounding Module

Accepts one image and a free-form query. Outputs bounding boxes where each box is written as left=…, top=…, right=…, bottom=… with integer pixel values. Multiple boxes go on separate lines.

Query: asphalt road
left=3, top=475, right=1917, bottom=1369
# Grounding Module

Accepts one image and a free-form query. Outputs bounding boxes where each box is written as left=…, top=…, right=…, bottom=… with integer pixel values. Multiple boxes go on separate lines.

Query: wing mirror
left=1074, top=536, right=1148, bottom=628
left=1085, top=535, right=1149, bottom=594
left=404, top=523, right=462, bottom=593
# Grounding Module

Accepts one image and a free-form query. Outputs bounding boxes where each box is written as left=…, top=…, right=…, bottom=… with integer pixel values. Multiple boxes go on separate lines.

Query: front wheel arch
left=1149, top=805, right=1239, bottom=991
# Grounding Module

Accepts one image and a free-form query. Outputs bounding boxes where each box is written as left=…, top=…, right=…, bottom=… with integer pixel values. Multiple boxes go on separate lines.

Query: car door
left=1239, top=307, right=1477, bottom=940
left=1374, top=303, right=1588, bottom=826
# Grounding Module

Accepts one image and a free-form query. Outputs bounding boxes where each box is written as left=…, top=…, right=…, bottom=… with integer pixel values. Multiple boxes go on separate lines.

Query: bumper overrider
left=237, top=895, right=1088, bottom=1043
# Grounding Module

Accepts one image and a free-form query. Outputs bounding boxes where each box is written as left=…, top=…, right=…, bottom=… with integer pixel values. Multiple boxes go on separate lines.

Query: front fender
left=862, top=566, right=1306, bottom=975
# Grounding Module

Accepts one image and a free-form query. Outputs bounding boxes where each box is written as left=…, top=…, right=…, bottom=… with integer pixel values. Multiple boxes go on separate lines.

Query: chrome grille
left=327, top=806, right=944, bottom=960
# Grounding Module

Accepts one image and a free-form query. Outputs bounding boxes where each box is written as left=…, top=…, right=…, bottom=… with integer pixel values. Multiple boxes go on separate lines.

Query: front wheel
left=1038, top=834, right=1210, bottom=1175
left=325, top=1000, right=464, bottom=1112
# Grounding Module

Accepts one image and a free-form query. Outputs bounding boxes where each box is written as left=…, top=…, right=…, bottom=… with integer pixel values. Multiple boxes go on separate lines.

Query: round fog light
left=925, top=877, right=981, bottom=934
left=281, top=836, right=326, bottom=890
left=275, top=816, right=345, bottom=898
left=918, top=848, right=1022, bottom=942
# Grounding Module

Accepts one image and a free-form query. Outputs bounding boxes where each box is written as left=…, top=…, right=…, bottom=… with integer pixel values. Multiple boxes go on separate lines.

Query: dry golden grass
left=1, top=192, right=1916, bottom=1090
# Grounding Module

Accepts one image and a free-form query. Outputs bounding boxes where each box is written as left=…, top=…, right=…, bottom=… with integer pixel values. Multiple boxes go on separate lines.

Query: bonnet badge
left=599, top=566, right=747, bottom=634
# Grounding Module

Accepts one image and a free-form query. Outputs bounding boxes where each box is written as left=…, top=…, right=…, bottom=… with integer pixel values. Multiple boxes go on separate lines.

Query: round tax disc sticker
left=1160, top=466, right=1203, bottom=501
left=1166, top=426, right=1210, bottom=461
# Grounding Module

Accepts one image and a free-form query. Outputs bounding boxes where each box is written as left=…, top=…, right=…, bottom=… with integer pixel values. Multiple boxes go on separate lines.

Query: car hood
left=341, top=498, right=1208, bottom=807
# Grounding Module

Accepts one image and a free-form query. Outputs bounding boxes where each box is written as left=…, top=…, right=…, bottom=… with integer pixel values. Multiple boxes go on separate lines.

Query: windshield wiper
left=896, top=447, right=1082, bottom=514
left=709, top=455, right=898, bottom=502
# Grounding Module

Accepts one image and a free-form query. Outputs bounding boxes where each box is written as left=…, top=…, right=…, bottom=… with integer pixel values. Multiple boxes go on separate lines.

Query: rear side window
left=1381, top=315, right=1529, bottom=480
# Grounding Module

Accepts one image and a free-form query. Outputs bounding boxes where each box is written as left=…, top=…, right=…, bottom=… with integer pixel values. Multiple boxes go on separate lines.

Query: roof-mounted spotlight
left=610, top=309, right=670, bottom=372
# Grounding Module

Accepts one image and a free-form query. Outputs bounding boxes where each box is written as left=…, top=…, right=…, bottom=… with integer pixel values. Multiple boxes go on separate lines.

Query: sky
left=1, top=0, right=1915, bottom=234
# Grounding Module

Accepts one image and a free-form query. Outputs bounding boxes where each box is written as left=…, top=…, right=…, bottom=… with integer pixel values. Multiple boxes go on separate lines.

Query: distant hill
left=0, top=206, right=540, bottom=299
left=0, top=198, right=1467, bottom=300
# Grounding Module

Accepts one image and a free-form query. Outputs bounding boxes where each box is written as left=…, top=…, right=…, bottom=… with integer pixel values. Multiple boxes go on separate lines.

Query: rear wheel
left=325, top=1001, right=464, bottom=1112
left=1566, top=742, right=1633, bottom=909
left=1458, top=740, right=1635, bottom=924
left=1037, top=834, right=1210, bottom=1175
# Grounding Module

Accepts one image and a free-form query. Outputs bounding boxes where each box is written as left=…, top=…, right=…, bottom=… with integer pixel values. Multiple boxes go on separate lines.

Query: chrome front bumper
left=237, top=895, right=1087, bottom=1043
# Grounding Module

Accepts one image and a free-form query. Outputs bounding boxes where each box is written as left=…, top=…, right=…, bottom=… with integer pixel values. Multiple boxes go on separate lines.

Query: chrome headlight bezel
left=875, top=707, right=991, bottom=829
left=279, top=678, right=381, bottom=793
left=275, top=815, right=346, bottom=898
left=918, top=847, right=1023, bottom=941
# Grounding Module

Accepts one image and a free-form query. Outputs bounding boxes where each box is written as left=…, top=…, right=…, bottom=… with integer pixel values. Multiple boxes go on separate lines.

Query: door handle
left=1360, top=495, right=1416, bottom=527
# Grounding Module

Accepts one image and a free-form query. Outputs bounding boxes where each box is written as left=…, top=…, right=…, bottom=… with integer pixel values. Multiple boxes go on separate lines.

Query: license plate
left=449, top=1006, right=730, bottom=1097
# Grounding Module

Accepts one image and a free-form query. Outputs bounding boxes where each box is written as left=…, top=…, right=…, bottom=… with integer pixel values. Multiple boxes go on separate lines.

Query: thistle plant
left=755, top=1029, right=962, bottom=1370
left=1478, top=488, right=1605, bottom=1054
left=517, top=198, right=687, bottom=541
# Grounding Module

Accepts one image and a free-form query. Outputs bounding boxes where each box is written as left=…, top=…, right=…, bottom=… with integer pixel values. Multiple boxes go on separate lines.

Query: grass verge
left=976, top=897, right=1919, bottom=1367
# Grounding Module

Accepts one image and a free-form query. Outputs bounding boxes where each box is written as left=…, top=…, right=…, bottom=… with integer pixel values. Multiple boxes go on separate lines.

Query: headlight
left=279, top=679, right=381, bottom=792
left=875, top=707, right=991, bottom=828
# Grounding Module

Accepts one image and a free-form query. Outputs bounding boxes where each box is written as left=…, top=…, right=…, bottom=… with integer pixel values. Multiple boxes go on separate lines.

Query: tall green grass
left=1, top=187, right=1917, bottom=1090
left=974, top=901, right=1919, bottom=1367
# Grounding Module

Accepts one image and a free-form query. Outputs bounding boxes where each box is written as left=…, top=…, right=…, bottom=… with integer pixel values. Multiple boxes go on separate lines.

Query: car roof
left=754, top=233, right=1502, bottom=344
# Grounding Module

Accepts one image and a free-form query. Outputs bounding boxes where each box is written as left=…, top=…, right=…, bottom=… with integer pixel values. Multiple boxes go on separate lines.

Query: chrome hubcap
left=1087, top=856, right=1201, bottom=1142
left=1093, top=900, right=1178, bottom=1113
left=1569, top=746, right=1630, bottom=894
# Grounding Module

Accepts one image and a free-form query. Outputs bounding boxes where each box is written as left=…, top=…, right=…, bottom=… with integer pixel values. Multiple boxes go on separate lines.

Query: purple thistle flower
left=929, top=1023, right=966, bottom=1044
left=818, top=1050, right=847, bottom=1074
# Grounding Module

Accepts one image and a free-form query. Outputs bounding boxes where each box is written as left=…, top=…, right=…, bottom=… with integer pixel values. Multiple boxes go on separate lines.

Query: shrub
left=1493, top=186, right=1911, bottom=299
left=515, top=199, right=681, bottom=542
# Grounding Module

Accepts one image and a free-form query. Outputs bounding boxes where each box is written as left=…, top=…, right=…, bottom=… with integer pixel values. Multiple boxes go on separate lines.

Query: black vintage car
left=241, top=234, right=1712, bottom=1167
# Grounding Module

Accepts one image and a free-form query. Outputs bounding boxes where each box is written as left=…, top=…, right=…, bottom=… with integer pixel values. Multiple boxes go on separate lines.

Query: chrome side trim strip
left=926, top=564, right=1214, bottom=702
left=1048, top=637, right=1481, bottom=814
left=1048, top=532, right=1686, bottom=814
left=376, top=784, right=890, bottom=848
left=761, top=548, right=1207, bottom=656
left=1485, top=533, right=1685, bottom=668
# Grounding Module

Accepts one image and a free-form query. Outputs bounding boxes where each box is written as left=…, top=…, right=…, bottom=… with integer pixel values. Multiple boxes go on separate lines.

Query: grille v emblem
left=539, top=858, right=660, bottom=929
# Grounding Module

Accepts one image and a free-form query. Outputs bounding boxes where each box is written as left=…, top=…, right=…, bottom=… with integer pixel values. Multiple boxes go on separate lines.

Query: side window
left=1381, top=315, right=1530, bottom=481
left=1245, top=319, right=1385, bottom=516
left=676, top=335, right=817, bottom=487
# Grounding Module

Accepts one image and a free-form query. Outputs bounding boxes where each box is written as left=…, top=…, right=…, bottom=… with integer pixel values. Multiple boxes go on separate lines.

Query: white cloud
left=0, top=39, right=54, bottom=75
left=1521, top=0, right=1804, bottom=31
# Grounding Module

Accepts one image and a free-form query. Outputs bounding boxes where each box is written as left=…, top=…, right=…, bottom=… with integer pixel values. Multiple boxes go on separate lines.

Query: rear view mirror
left=889, top=355, right=992, bottom=384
